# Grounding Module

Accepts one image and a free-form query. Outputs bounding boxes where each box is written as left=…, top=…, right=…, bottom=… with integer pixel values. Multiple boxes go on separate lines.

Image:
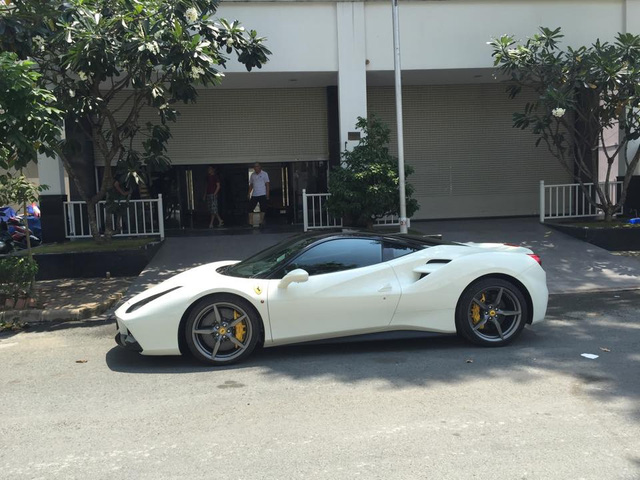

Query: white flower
left=69, top=89, right=75, bottom=98
left=185, top=7, right=198, bottom=24
left=189, top=66, right=205, bottom=79
left=552, top=107, right=566, bottom=118
left=33, top=35, right=45, bottom=52
left=141, top=41, right=160, bottom=55
left=507, top=48, right=518, bottom=56
left=78, top=71, right=88, bottom=81
left=0, top=108, right=5, bottom=115
left=226, top=38, right=234, bottom=47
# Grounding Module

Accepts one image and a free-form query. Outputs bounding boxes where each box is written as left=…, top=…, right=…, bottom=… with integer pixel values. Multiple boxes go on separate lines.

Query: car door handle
left=378, top=284, right=393, bottom=293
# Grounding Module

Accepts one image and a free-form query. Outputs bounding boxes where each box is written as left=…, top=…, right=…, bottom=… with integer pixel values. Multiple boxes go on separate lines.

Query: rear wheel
left=456, top=278, right=528, bottom=347
left=184, top=294, right=261, bottom=365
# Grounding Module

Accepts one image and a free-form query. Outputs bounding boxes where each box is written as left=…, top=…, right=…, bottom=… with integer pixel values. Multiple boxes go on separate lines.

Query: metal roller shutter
left=96, top=87, right=329, bottom=166
left=367, top=84, right=572, bottom=219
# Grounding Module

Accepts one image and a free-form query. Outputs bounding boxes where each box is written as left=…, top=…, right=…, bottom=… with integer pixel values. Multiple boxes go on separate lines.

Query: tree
left=327, top=116, right=419, bottom=229
left=0, top=51, right=60, bottom=259
left=0, top=0, right=270, bottom=239
left=489, top=27, right=640, bottom=222
left=0, top=51, right=62, bottom=170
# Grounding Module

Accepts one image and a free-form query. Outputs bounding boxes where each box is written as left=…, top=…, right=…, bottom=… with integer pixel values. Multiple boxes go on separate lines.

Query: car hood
left=129, top=260, right=239, bottom=301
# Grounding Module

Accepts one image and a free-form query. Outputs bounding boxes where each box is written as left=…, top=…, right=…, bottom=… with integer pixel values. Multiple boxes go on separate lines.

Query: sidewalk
left=5, top=218, right=639, bottom=327
left=0, top=277, right=133, bottom=326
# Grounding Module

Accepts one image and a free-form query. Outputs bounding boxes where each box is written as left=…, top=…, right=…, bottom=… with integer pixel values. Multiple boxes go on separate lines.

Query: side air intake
left=413, top=259, right=452, bottom=279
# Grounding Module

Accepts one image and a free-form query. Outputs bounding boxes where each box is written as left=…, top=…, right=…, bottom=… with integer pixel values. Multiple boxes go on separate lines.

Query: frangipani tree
left=489, top=27, right=640, bottom=221
left=0, top=51, right=60, bottom=257
left=0, top=0, right=270, bottom=240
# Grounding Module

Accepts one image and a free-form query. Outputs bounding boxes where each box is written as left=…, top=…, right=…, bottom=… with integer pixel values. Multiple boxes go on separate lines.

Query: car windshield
left=222, top=234, right=320, bottom=278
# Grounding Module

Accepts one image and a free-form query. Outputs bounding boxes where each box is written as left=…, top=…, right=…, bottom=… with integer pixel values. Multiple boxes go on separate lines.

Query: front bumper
left=115, top=319, right=143, bottom=353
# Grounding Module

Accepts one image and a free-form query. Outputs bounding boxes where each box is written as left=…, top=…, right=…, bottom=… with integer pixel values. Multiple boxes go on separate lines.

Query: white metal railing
left=302, top=190, right=342, bottom=232
left=64, top=195, right=165, bottom=239
left=373, top=214, right=411, bottom=229
left=302, top=190, right=410, bottom=231
left=539, top=180, right=622, bottom=222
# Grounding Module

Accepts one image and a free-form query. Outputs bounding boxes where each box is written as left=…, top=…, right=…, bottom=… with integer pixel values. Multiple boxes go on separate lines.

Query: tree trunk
left=22, top=200, right=35, bottom=293
left=85, top=198, right=102, bottom=242
left=603, top=207, right=615, bottom=223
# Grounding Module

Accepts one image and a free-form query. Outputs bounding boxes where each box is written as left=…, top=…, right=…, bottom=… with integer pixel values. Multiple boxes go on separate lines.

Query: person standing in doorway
left=248, top=162, right=270, bottom=225
left=204, top=165, right=224, bottom=228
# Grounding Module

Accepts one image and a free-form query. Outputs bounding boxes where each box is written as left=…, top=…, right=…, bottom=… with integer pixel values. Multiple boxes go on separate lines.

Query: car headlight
left=125, top=286, right=182, bottom=314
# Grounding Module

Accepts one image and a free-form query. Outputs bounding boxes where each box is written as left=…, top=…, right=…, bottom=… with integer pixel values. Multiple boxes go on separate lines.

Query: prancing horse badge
left=254, top=285, right=262, bottom=295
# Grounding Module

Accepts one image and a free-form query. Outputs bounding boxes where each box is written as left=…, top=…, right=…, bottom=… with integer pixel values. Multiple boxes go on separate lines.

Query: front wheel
left=184, top=294, right=261, bottom=365
left=456, top=278, right=528, bottom=347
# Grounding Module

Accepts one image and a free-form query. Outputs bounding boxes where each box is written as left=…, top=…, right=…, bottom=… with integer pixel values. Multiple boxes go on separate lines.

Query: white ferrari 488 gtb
left=115, top=232, right=548, bottom=365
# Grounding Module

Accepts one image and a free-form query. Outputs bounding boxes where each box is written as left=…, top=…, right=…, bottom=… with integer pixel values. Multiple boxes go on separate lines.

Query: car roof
left=297, top=230, right=455, bottom=247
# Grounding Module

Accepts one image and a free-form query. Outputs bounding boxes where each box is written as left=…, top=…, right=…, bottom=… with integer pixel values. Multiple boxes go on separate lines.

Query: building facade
left=40, top=0, right=640, bottom=228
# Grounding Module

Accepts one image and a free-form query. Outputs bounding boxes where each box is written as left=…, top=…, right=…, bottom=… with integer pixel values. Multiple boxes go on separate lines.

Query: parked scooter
left=5, top=216, right=41, bottom=249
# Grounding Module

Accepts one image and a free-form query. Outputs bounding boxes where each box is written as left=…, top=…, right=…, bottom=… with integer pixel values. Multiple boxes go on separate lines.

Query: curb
left=0, top=291, right=125, bottom=325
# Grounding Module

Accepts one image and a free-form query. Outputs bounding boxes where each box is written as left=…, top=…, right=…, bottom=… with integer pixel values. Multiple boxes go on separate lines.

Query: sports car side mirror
left=278, top=269, right=309, bottom=289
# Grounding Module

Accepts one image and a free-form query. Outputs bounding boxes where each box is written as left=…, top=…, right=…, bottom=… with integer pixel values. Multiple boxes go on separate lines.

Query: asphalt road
left=1, top=290, right=639, bottom=480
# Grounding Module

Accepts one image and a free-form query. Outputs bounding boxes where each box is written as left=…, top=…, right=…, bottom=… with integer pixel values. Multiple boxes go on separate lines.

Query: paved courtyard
left=128, top=218, right=640, bottom=296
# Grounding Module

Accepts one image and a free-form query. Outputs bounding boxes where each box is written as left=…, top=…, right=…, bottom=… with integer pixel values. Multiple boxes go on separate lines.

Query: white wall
left=214, top=2, right=339, bottom=73
left=365, top=0, right=623, bottom=71
left=216, top=1, right=625, bottom=74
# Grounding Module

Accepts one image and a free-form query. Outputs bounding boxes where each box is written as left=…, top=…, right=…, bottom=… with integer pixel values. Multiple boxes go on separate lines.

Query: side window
left=382, top=241, right=422, bottom=262
left=286, top=239, right=382, bottom=276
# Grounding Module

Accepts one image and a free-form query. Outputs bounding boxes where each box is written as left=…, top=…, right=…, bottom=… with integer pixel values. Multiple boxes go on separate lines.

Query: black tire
left=455, top=278, right=528, bottom=347
left=184, top=294, right=261, bottom=365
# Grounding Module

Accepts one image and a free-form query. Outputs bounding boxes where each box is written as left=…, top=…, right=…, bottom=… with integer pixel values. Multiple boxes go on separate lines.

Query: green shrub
left=0, top=257, right=38, bottom=304
left=328, top=116, right=419, bottom=228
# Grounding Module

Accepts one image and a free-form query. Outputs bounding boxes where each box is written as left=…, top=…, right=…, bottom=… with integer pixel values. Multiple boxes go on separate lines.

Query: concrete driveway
left=413, top=217, right=640, bottom=294
left=128, top=218, right=640, bottom=296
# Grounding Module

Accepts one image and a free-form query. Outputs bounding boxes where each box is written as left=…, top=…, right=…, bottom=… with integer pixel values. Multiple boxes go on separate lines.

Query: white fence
left=539, top=180, right=622, bottom=223
left=302, top=190, right=342, bottom=231
left=64, top=195, right=165, bottom=239
left=302, top=190, right=409, bottom=232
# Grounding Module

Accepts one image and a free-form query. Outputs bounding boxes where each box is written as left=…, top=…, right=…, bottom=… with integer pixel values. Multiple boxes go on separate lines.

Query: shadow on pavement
left=104, top=289, right=640, bottom=422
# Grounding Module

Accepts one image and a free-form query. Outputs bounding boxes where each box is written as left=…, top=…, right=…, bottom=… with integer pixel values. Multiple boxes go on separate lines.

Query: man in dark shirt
left=204, top=165, right=224, bottom=228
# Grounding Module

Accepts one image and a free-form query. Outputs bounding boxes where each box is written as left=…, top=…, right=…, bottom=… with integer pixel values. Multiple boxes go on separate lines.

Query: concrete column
left=336, top=2, right=368, bottom=152
left=37, top=152, right=66, bottom=195
left=37, top=152, right=67, bottom=242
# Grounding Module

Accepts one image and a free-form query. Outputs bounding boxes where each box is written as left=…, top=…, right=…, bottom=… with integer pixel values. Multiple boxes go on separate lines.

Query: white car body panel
left=387, top=245, right=547, bottom=333
left=115, top=239, right=548, bottom=356
left=266, top=263, right=401, bottom=345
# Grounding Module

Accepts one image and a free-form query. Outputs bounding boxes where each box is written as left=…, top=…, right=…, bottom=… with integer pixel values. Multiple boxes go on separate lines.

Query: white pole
left=539, top=180, right=545, bottom=223
left=392, top=0, right=408, bottom=234
left=158, top=194, right=165, bottom=240
left=302, top=189, right=309, bottom=232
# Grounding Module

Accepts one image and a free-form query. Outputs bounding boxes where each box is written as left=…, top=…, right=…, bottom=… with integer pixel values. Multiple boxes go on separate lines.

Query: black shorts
left=249, top=195, right=268, bottom=212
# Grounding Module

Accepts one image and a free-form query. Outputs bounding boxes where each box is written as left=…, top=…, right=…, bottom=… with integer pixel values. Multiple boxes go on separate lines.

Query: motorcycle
left=5, top=216, right=41, bottom=249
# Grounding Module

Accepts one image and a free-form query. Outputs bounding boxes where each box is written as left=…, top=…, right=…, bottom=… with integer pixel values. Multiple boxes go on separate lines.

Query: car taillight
left=528, top=254, right=542, bottom=266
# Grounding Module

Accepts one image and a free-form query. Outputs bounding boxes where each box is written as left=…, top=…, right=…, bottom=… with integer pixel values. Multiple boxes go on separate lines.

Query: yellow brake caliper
left=471, top=293, right=486, bottom=329
left=233, top=310, right=246, bottom=347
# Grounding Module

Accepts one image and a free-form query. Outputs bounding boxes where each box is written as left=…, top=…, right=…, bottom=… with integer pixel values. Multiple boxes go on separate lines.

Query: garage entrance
left=155, top=161, right=328, bottom=229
